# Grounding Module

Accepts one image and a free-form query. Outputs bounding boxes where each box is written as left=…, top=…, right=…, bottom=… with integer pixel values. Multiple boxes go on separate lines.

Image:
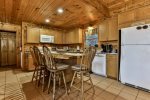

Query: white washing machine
left=92, top=54, right=107, bottom=77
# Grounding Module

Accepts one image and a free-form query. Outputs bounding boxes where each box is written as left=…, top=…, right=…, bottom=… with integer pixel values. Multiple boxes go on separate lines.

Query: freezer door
left=120, top=45, right=150, bottom=90
left=121, top=26, right=150, bottom=45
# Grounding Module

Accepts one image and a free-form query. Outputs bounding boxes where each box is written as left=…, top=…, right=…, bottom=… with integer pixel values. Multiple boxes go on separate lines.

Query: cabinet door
left=64, top=32, right=69, bottom=44
left=54, top=31, right=63, bottom=44
left=108, top=17, right=118, bottom=41
left=27, top=27, right=40, bottom=43
left=135, top=6, right=150, bottom=21
left=99, top=20, right=109, bottom=41
left=75, top=29, right=83, bottom=43
left=78, top=29, right=83, bottom=43
left=64, top=28, right=83, bottom=44
left=106, top=55, right=118, bottom=79
left=118, top=11, right=135, bottom=25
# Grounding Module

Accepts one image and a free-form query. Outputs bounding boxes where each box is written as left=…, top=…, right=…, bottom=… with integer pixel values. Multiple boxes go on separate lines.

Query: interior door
left=0, top=32, right=16, bottom=66
left=0, top=32, right=8, bottom=66
left=8, top=33, right=16, bottom=65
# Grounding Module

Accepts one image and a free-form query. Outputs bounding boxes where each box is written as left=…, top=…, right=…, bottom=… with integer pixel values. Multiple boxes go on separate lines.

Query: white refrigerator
left=120, top=24, right=150, bottom=90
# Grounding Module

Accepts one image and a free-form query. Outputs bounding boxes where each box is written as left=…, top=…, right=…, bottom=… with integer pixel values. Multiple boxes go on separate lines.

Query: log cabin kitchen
left=0, top=0, right=150, bottom=100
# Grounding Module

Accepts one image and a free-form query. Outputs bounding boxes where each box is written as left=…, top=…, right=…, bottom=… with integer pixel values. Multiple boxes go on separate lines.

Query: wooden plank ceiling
left=0, top=0, right=149, bottom=29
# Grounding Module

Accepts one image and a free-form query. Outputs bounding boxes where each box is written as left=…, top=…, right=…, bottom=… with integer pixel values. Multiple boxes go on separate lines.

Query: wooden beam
left=82, top=0, right=110, bottom=17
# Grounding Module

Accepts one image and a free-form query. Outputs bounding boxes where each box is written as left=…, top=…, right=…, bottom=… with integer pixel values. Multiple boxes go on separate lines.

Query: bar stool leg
left=31, top=67, right=36, bottom=82
left=88, top=73, right=95, bottom=94
left=38, top=68, right=42, bottom=87
left=62, top=71, right=68, bottom=94
left=53, top=72, right=56, bottom=100
left=70, top=71, right=77, bottom=88
left=42, top=69, right=45, bottom=92
left=81, top=72, right=84, bottom=100
left=48, top=73, right=52, bottom=94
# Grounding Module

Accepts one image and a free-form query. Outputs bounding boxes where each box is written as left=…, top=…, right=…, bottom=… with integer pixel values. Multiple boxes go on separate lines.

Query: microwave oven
left=40, top=35, right=54, bottom=43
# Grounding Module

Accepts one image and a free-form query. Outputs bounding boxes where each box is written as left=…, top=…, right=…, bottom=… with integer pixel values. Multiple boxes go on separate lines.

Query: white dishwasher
left=92, top=54, right=106, bottom=77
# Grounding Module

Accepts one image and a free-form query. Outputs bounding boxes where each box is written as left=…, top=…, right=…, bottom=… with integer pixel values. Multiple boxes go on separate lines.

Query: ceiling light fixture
left=57, top=8, right=64, bottom=14
left=88, top=26, right=94, bottom=30
left=45, top=19, right=50, bottom=23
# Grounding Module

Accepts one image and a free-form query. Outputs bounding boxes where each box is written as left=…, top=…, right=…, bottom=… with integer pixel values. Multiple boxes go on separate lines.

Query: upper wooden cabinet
left=40, top=29, right=63, bottom=44
left=135, top=6, right=150, bottom=21
left=118, top=6, right=150, bottom=26
left=27, top=27, right=40, bottom=43
left=54, top=31, right=63, bottom=44
left=99, top=20, right=109, bottom=41
left=118, top=11, right=135, bottom=25
left=99, top=17, right=118, bottom=41
left=108, top=17, right=118, bottom=40
left=27, top=27, right=63, bottom=44
left=64, top=28, right=83, bottom=44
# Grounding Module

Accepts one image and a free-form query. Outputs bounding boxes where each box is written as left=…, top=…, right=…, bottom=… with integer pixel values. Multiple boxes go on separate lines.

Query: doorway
left=0, top=31, right=16, bottom=67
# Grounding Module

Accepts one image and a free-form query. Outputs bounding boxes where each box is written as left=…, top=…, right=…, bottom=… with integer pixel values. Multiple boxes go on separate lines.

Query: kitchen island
left=24, top=51, right=83, bottom=82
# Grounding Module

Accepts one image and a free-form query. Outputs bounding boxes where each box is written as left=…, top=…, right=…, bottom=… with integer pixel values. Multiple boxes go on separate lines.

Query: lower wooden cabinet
left=24, top=53, right=35, bottom=70
left=106, top=54, right=118, bottom=79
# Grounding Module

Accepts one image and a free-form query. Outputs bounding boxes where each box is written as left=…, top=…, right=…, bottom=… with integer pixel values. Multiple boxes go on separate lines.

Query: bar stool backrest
left=80, top=47, right=96, bottom=71
left=89, top=47, right=96, bottom=63
left=30, top=47, right=38, bottom=67
left=80, top=48, right=91, bottom=71
left=33, top=46, right=45, bottom=66
left=43, top=46, right=57, bottom=70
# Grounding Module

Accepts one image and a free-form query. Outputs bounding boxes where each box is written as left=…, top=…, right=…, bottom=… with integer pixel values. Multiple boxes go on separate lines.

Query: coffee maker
left=101, top=44, right=113, bottom=53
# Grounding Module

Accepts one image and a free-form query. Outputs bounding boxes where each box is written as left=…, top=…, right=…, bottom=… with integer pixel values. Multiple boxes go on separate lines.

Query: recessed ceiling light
left=45, top=19, right=50, bottom=23
left=57, top=8, right=64, bottom=14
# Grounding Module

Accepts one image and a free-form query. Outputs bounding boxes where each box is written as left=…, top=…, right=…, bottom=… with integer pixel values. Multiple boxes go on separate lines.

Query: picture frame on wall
left=85, top=27, right=98, bottom=47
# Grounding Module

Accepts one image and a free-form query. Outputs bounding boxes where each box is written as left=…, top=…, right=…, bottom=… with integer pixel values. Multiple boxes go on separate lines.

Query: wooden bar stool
left=31, top=46, right=47, bottom=92
left=43, top=46, right=69, bottom=100
left=70, top=48, right=96, bottom=99
left=30, top=47, right=39, bottom=84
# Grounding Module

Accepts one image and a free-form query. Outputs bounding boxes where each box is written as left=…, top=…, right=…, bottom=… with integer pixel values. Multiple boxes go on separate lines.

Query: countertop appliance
left=40, top=35, right=54, bottom=43
left=101, top=44, right=113, bottom=53
left=120, top=24, right=150, bottom=90
left=92, top=53, right=106, bottom=76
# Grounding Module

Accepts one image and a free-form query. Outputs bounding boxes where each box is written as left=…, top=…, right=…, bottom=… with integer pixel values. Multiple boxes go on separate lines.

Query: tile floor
left=0, top=67, right=150, bottom=100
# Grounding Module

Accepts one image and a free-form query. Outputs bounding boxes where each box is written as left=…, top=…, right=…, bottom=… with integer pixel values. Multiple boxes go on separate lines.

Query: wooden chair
left=30, top=47, right=38, bottom=84
left=32, top=46, right=46, bottom=91
left=43, top=46, right=69, bottom=100
left=89, top=47, right=97, bottom=71
left=70, top=47, right=96, bottom=99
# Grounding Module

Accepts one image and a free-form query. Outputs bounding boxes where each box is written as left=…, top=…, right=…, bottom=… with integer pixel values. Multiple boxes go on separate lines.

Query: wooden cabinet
left=27, top=27, right=40, bottom=43
left=108, top=17, right=118, bottom=40
left=118, top=11, right=135, bottom=25
left=24, top=53, right=35, bottom=70
left=106, top=54, right=118, bottom=79
left=64, top=28, right=83, bottom=44
left=27, top=27, right=63, bottom=44
left=135, top=6, right=150, bottom=21
left=99, top=20, right=109, bottom=41
left=40, top=28, right=62, bottom=44
left=54, top=31, right=63, bottom=44
left=99, top=17, right=118, bottom=41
